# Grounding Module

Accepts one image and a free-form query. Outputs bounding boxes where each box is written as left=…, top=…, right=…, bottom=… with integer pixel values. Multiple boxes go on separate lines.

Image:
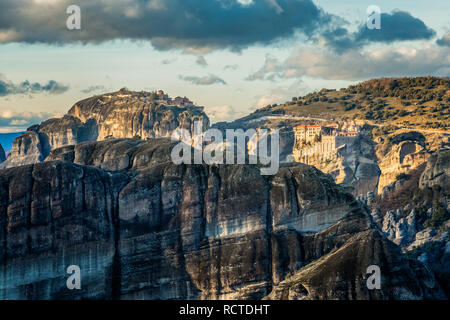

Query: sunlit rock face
left=0, top=139, right=444, bottom=300
left=377, top=140, right=429, bottom=194
left=0, top=131, right=49, bottom=169
left=1, top=90, right=209, bottom=169
left=67, top=94, right=209, bottom=141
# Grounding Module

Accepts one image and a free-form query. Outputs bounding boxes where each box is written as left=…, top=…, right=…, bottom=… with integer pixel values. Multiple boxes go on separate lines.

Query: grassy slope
left=257, top=77, right=449, bottom=131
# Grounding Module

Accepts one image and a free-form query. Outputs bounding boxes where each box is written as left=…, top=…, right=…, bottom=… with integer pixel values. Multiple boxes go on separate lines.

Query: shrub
left=424, top=206, right=449, bottom=229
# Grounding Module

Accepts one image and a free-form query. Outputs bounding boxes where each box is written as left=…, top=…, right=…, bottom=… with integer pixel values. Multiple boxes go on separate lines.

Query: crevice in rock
left=26, top=165, right=35, bottom=256
left=288, top=168, right=300, bottom=215
left=266, top=180, right=274, bottom=295
left=111, top=175, right=123, bottom=300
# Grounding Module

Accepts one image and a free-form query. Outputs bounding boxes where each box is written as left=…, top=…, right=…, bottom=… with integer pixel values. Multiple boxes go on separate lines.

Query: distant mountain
left=0, top=132, right=24, bottom=151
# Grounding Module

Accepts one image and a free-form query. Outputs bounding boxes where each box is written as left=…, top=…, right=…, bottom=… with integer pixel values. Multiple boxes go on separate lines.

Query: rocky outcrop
left=2, top=90, right=209, bottom=169
left=264, top=223, right=445, bottom=300
left=0, top=139, right=443, bottom=300
left=376, top=132, right=430, bottom=194
left=0, top=131, right=50, bottom=169
left=368, top=148, right=449, bottom=296
left=67, top=92, right=209, bottom=141
left=379, top=209, right=418, bottom=246
left=420, top=149, right=450, bottom=189
left=301, top=133, right=381, bottom=197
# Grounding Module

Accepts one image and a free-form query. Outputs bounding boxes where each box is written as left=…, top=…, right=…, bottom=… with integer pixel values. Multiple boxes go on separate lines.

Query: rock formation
left=0, top=139, right=445, bottom=299
left=265, top=220, right=445, bottom=300
left=1, top=89, right=209, bottom=169
left=376, top=132, right=430, bottom=194
left=420, top=149, right=450, bottom=189
left=0, top=131, right=50, bottom=169
left=368, top=148, right=450, bottom=297
left=298, top=133, right=381, bottom=196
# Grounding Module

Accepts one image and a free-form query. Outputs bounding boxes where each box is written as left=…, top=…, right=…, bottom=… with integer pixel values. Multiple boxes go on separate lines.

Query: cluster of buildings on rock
left=292, top=121, right=361, bottom=163
left=154, top=90, right=197, bottom=107
left=108, top=89, right=203, bottom=110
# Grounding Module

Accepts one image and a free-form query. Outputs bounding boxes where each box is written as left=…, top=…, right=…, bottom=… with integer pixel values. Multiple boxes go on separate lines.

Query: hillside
left=256, top=77, right=449, bottom=131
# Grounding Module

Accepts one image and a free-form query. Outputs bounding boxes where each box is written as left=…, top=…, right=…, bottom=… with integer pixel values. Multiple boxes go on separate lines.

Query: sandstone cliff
left=376, top=132, right=431, bottom=194
left=299, top=133, right=380, bottom=197
left=368, top=148, right=449, bottom=297
left=0, top=139, right=444, bottom=299
left=1, top=89, right=209, bottom=169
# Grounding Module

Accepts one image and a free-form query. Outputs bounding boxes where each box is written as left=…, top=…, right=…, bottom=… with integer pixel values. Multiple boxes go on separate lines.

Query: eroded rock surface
left=420, top=150, right=450, bottom=189
left=2, top=89, right=209, bottom=169
left=0, top=139, right=444, bottom=299
left=265, top=221, right=445, bottom=300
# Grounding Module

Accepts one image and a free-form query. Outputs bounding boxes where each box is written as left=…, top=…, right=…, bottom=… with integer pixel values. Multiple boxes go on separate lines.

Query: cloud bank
left=247, top=45, right=450, bottom=81
left=0, top=0, right=327, bottom=52
left=322, top=11, right=436, bottom=52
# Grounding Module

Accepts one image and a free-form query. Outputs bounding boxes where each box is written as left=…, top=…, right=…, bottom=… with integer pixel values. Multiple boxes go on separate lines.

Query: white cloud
left=206, top=105, right=247, bottom=123
left=248, top=44, right=450, bottom=81
left=0, top=110, right=58, bottom=131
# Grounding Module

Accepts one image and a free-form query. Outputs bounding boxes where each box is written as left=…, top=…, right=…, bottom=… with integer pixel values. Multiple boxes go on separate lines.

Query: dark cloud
left=437, top=32, right=450, bottom=47
left=355, top=11, right=435, bottom=43
left=0, top=76, right=69, bottom=96
left=0, top=0, right=328, bottom=52
left=322, top=11, right=436, bottom=52
left=179, top=74, right=227, bottom=85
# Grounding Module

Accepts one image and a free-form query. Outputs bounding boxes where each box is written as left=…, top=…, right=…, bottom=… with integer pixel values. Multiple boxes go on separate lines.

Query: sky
left=0, top=0, right=449, bottom=132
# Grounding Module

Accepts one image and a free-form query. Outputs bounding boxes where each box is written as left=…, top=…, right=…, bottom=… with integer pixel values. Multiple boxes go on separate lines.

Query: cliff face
left=420, top=150, right=450, bottom=189
left=376, top=132, right=431, bottom=194
left=265, top=225, right=444, bottom=300
left=0, top=139, right=444, bottom=299
left=1, top=90, right=209, bottom=169
left=368, top=148, right=449, bottom=296
left=0, top=131, right=50, bottom=169
left=67, top=93, right=209, bottom=141
left=299, top=133, right=381, bottom=196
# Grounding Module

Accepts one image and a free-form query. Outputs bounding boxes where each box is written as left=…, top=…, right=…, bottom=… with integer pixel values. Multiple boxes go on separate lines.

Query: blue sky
left=0, top=0, right=449, bottom=132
